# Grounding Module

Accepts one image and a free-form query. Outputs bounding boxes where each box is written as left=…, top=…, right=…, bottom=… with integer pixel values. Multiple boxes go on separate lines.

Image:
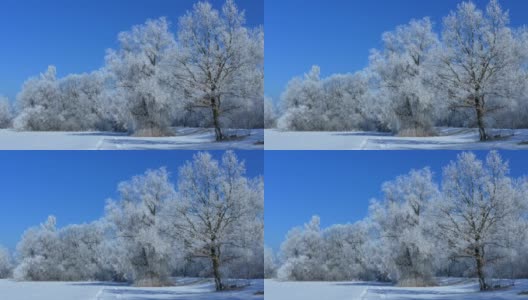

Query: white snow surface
left=0, top=128, right=263, bottom=150
left=265, top=128, right=528, bottom=150
left=265, top=278, right=528, bottom=300
left=0, top=278, right=264, bottom=300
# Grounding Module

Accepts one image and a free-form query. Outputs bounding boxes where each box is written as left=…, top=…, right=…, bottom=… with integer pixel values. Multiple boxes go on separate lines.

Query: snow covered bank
left=0, top=128, right=263, bottom=150
left=264, top=278, right=528, bottom=300
left=265, top=128, right=528, bottom=150
left=0, top=280, right=105, bottom=300
left=97, top=279, right=264, bottom=300
left=0, top=278, right=264, bottom=300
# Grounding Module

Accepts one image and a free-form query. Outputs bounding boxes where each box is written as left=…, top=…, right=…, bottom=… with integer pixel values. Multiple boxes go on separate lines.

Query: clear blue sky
left=265, top=151, right=528, bottom=251
left=0, top=150, right=263, bottom=251
left=0, top=0, right=263, bottom=101
left=265, top=0, right=528, bottom=102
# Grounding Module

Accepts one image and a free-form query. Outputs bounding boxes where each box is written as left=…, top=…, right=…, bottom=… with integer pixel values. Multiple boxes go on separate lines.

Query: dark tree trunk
left=475, top=247, right=487, bottom=291
left=211, top=247, right=223, bottom=291
left=475, top=98, right=487, bottom=141
left=211, top=97, right=223, bottom=141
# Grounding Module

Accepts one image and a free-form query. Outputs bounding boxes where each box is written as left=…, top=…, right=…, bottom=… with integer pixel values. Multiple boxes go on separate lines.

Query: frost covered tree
left=0, top=246, right=12, bottom=278
left=105, top=168, right=178, bottom=286
left=435, top=151, right=525, bottom=290
left=14, top=66, right=61, bottom=131
left=278, top=66, right=371, bottom=131
left=95, top=83, right=130, bottom=132
left=169, top=151, right=263, bottom=291
left=323, top=73, right=371, bottom=130
left=278, top=66, right=323, bottom=131
left=58, top=222, right=109, bottom=281
left=106, top=18, right=178, bottom=136
left=370, top=18, right=439, bottom=136
left=277, top=216, right=326, bottom=280
left=491, top=195, right=528, bottom=280
left=170, top=0, right=264, bottom=141
left=277, top=216, right=374, bottom=281
left=0, top=96, right=12, bottom=128
left=14, top=216, right=120, bottom=281
left=14, top=216, right=63, bottom=281
left=56, top=72, right=106, bottom=131
left=370, top=168, right=439, bottom=286
left=13, top=67, right=113, bottom=131
left=435, top=0, right=528, bottom=140
left=322, top=222, right=373, bottom=281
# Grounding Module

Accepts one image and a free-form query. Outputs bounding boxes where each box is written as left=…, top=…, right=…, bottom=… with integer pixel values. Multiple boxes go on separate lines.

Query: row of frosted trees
left=269, top=0, right=528, bottom=141
left=0, top=151, right=264, bottom=291
left=0, top=0, right=263, bottom=140
left=267, top=151, right=528, bottom=292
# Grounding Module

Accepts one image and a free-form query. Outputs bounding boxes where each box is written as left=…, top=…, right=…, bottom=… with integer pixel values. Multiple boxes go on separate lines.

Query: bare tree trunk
left=475, top=247, right=487, bottom=291
left=211, top=97, right=223, bottom=141
left=475, top=98, right=488, bottom=141
left=211, top=247, right=223, bottom=291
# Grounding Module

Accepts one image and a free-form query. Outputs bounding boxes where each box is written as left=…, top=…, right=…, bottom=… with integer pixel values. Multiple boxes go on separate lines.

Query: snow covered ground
left=0, top=128, right=264, bottom=150
left=265, top=128, right=528, bottom=150
left=265, top=278, right=528, bottom=300
left=0, top=278, right=264, bottom=300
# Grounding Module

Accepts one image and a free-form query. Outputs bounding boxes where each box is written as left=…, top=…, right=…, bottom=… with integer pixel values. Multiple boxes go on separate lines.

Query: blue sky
left=0, top=0, right=263, bottom=101
left=265, top=151, right=528, bottom=251
left=0, top=150, right=263, bottom=250
left=265, top=0, right=528, bottom=102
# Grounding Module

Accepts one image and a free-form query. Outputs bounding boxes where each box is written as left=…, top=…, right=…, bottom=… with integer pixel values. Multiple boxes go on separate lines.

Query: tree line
left=266, top=151, right=528, bottom=292
left=266, top=0, right=528, bottom=141
left=0, top=0, right=264, bottom=140
left=0, top=151, right=264, bottom=291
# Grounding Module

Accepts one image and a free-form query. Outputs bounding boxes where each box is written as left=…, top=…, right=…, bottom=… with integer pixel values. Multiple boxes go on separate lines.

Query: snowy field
left=265, top=128, right=528, bottom=150
left=265, top=278, right=528, bottom=300
left=0, top=128, right=263, bottom=150
left=0, top=278, right=264, bottom=300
